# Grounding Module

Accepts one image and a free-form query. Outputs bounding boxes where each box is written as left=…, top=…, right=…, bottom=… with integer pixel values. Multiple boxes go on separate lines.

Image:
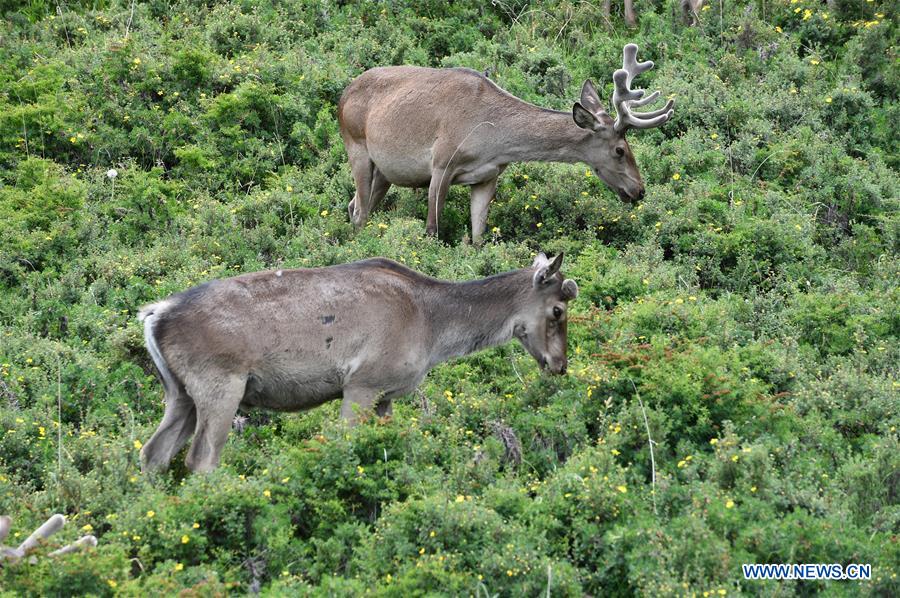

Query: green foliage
left=0, top=0, right=897, bottom=594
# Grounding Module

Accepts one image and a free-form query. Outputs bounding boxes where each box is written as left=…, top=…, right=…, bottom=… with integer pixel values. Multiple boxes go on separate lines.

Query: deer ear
left=573, top=103, right=600, bottom=130
left=562, top=279, right=579, bottom=300
left=533, top=253, right=564, bottom=287
left=580, top=79, right=604, bottom=114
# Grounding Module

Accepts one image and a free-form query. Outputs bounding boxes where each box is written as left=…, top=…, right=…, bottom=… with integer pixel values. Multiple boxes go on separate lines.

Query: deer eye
left=553, top=306, right=563, bottom=319
left=615, top=147, right=625, bottom=157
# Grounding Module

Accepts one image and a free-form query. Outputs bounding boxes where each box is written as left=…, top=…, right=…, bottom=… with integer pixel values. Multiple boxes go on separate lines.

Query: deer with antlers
left=338, top=43, right=674, bottom=243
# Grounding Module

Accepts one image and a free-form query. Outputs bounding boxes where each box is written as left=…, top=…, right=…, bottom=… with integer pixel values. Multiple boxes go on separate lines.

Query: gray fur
left=140, top=256, right=578, bottom=473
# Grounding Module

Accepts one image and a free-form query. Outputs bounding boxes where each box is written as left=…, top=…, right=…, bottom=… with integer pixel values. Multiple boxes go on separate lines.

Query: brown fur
left=338, top=63, right=656, bottom=243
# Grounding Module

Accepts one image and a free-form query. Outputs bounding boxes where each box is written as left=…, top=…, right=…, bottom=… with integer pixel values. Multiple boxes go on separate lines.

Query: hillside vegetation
left=0, top=0, right=898, bottom=595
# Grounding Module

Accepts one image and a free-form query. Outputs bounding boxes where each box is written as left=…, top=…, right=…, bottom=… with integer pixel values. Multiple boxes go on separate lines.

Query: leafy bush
left=0, top=0, right=897, bottom=594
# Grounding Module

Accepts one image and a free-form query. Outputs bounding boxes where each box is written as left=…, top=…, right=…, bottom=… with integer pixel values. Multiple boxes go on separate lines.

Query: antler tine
left=622, top=43, right=654, bottom=88
left=17, top=514, right=66, bottom=554
left=612, top=44, right=675, bottom=133
left=0, top=514, right=97, bottom=563
left=48, top=535, right=98, bottom=557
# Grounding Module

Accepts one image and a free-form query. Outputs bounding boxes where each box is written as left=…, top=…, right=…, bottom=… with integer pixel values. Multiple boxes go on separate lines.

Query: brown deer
left=139, top=254, right=578, bottom=473
left=338, top=43, right=673, bottom=243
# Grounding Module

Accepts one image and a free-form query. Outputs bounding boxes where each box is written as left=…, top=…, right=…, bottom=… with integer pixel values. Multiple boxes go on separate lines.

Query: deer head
left=513, top=253, right=579, bottom=375
left=572, top=43, right=674, bottom=202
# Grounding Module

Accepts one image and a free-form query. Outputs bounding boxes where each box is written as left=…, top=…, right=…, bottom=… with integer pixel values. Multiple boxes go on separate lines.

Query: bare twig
left=629, top=378, right=657, bottom=515
left=125, top=0, right=136, bottom=38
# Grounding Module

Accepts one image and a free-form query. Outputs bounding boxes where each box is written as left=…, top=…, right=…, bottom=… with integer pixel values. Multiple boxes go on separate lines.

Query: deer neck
left=494, top=106, right=594, bottom=165
left=424, top=270, right=531, bottom=367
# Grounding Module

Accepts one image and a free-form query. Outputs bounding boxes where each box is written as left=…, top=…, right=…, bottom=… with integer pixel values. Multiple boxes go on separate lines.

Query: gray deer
left=139, top=254, right=578, bottom=473
left=338, top=43, right=674, bottom=243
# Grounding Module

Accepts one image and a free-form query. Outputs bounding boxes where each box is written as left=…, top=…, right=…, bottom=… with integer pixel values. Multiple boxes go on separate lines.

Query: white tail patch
left=276, top=270, right=283, bottom=277
left=139, top=302, right=179, bottom=398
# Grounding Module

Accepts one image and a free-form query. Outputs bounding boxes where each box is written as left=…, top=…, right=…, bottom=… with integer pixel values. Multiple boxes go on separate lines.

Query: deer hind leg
left=141, top=386, right=197, bottom=472
left=184, top=373, right=247, bottom=473
left=368, top=167, right=392, bottom=215
left=425, top=167, right=453, bottom=236
left=346, top=143, right=375, bottom=228
left=469, top=177, right=499, bottom=245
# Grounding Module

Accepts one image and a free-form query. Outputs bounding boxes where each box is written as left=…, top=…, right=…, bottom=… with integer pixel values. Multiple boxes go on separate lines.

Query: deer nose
left=637, top=188, right=645, bottom=200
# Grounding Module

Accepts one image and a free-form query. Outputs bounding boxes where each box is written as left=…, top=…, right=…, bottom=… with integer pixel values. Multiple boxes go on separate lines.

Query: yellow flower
left=133, top=439, right=142, bottom=450
left=320, top=210, right=328, bottom=217
left=146, top=510, right=155, bottom=518
left=192, top=522, right=200, bottom=529
left=810, top=59, right=820, bottom=66
left=674, top=298, right=684, bottom=304
left=611, top=449, right=620, bottom=456
left=455, top=495, right=465, bottom=503
left=585, top=170, right=592, bottom=177
left=182, top=535, right=190, bottom=544
left=81, top=524, right=93, bottom=532
left=616, top=485, right=627, bottom=494
left=263, top=489, right=271, bottom=498
left=672, top=173, right=681, bottom=181
left=731, top=455, right=739, bottom=462
left=710, top=438, right=718, bottom=445
left=750, top=486, right=757, bottom=493
left=522, top=174, right=529, bottom=180
left=825, top=97, right=832, bottom=104
left=536, top=222, right=543, bottom=228
left=802, top=9, right=812, bottom=20
left=69, top=136, right=77, bottom=143
left=725, top=499, right=735, bottom=509
left=775, top=26, right=782, bottom=33
left=107, top=580, right=118, bottom=588
left=286, top=185, right=293, bottom=192
left=132, top=57, right=141, bottom=65
left=718, top=590, right=727, bottom=596
left=677, top=460, right=687, bottom=468
left=710, top=133, right=718, bottom=140
left=377, top=222, right=388, bottom=229
left=174, top=562, right=184, bottom=571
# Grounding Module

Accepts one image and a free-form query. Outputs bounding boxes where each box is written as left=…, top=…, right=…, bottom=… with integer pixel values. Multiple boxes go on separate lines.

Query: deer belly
left=241, top=366, right=344, bottom=412
left=368, top=146, right=433, bottom=187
